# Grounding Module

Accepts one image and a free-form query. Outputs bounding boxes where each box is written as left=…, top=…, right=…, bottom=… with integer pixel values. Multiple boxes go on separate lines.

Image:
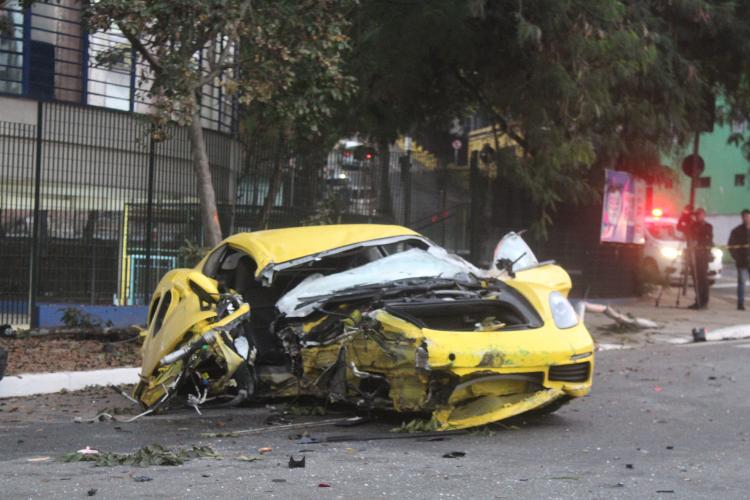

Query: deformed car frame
left=134, top=225, right=594, bottom=429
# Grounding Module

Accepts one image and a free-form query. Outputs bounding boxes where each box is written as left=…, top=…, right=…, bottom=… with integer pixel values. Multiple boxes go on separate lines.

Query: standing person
left=684, top=208, right=713, bottom=310
left=728, top=209, right=750, bottom=310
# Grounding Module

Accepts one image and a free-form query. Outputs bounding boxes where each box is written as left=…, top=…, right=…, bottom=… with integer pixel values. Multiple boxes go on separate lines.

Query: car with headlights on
left=641, top=215, right=723, bottom=285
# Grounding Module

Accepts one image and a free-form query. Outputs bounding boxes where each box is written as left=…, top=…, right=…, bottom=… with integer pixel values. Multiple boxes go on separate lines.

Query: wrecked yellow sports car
left=134, top=225, right=594, bottom=429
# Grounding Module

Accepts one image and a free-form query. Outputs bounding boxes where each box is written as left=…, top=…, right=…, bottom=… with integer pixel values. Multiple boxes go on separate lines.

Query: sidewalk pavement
left=584, top=284, right=750, bottom=349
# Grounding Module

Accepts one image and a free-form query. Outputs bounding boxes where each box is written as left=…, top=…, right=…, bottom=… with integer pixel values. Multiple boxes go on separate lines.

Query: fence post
left=400, top=151, right=412, bottom=227
left=469, top=150, right=481, bottom=264
left=143, top=132, right=155, bottom=304
left=28, top=101, right=43, bottom=327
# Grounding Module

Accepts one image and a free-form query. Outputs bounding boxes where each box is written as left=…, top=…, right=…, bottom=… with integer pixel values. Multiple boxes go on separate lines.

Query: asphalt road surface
left=1, top=340, right=749, bottom=499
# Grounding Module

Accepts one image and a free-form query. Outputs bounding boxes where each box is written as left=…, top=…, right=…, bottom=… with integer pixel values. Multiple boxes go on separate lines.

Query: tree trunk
left=257, top=137, right=285, bottom=229
left=188, top=105, right=223, bottom=247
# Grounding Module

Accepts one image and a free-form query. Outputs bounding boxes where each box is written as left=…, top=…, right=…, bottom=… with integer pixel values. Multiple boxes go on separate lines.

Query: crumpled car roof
left=218, top=224, right=420, bottom=276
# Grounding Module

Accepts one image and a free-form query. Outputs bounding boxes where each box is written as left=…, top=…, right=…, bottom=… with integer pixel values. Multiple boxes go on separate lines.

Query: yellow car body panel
left=510, top=263, right=573, bottom=297
left=200, top=224, right=421, bottom=277
left=140, top=269, right=218, bottom=378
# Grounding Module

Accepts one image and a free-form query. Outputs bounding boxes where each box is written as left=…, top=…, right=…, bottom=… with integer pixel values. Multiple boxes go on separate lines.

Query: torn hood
left=276, top=247, right=481, bottom=318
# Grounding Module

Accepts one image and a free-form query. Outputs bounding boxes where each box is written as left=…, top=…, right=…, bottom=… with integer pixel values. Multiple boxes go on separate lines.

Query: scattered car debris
left=258, top=447, right=273, bottom=454
left=27, top=456, right=51, bottom=462
left=323, top=430, right=467, bottom=443
left=62, top=444, right=219, bottom=467
left=393, top=417, right=439, bottom=433
left=108, top=385, right=140, bottom=405
left=698, top=324, right=750, bottom=342
left=87, top=488, right=97, bottom=496
left=442, top=451, right=466, bottom=458
left=579, top=302, right=660, bottom=330
left=626, top=464, right=634, bottom=469
left=0, top=324, right=16, bottom=338
left=133, top=476, right=153, bottom=482
left=201, top=417, right=362, bottom=438
left=318, top=483, right=331, bottom=488
left=692, top=328, right=707, bottom=342
left=74, top=412, right=114, bottom=423
left=237, top=455, right=263, bottom=462
left=288, top=455, right=306, bottom=468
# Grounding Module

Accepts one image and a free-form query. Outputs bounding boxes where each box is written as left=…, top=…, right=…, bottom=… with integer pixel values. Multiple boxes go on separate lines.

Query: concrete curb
left=0, top=367, right=139, bottom=398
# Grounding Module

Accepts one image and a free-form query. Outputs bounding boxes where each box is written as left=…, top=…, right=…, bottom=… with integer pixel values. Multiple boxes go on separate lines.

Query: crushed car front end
left=275, top=271, right=593, bottom=430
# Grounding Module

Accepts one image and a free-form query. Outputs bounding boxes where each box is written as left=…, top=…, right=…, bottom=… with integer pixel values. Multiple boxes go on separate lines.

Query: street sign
left=451, top=139, right=462, bottom=150
left=681, top=154, right=705, bottom=177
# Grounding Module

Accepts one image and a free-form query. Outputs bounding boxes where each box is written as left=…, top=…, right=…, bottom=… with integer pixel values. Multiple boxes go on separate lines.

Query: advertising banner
left=600, top=169, right=646, bottom=244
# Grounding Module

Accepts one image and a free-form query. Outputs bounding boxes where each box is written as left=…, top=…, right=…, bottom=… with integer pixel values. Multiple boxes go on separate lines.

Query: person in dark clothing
left=728, top=209, right=750, bottom=310
left=678, top=207, right=714, bottom=310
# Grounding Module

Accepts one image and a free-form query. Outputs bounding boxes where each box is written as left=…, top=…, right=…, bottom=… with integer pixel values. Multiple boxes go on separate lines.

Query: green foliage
left=85, top=0, right=354, bottom=137
left=337, top=0, right=750, bottom=232
left=301, top=192, right=344, bottom=226
left=59, top=307, right=111, bottom=329
left=177, top=239, right=210, bottom=267
left=392, top=416, right=440, bottom=433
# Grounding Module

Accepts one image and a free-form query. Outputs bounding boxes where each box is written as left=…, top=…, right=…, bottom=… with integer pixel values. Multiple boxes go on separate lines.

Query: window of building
left=697, top=176, right=711, bottom=188
left=736, top=174, right=746, bottom=187
left=0, top=1, right=234, bottom=130
left=0, top=1, right=24, bottom=94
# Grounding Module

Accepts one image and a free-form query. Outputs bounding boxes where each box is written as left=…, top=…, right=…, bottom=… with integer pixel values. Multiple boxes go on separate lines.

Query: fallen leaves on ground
left=61, top=444, right=219, bottom=467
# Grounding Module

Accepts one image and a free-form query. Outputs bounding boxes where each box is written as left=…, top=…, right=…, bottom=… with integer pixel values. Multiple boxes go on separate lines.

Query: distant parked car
left=640, top=214, right=723, bottom=286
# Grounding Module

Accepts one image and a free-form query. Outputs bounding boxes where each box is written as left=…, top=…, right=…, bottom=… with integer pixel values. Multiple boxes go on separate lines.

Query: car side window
left=202, top=244, right=229, bottom=278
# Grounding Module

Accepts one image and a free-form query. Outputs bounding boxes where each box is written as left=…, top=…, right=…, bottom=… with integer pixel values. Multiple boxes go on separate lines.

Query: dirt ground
left=0, top=385, right=138, bottom=422
left=0, top=336, right=141, bottom=375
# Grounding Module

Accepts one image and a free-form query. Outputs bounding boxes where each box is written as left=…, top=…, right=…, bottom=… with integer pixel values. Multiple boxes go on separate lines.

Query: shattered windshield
left=492, top=232, right=539, bottom=272
left=276, top=248, right=476, bottom=317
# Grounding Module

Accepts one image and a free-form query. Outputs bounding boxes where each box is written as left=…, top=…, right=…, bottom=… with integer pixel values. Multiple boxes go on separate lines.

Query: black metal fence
left=0, top=99, right=477, bottom=326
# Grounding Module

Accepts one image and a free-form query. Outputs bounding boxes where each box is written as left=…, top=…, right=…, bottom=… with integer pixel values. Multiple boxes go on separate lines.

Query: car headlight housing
left=660, top=247, right=681, bottom=259
left=549, top=291, right=578, bottom=329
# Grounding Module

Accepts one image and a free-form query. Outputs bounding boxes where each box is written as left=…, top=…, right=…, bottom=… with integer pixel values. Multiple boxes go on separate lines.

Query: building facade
left=0, top=0, right=247, bottom=325
left=667, top=123, right=750, bottom=246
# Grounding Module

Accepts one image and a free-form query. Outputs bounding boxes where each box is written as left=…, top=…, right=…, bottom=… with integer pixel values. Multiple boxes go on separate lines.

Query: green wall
left=668, top=123, right=750, bottom=215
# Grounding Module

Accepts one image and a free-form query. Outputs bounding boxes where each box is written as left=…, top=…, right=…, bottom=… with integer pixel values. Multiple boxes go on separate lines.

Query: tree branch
left=118, top=24, right=162, bottom=72
left=454, top=69, right=531, bottom=154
